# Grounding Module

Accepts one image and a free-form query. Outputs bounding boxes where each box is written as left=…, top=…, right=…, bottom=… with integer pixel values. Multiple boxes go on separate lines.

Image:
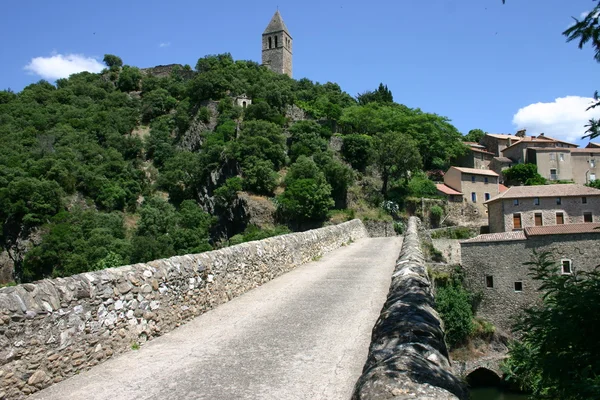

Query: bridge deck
left=31, top=237, right=402, bottom=400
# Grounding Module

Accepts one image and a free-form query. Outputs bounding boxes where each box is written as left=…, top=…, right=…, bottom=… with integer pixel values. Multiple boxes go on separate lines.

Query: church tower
left=262, top=11, right=293, bottom=78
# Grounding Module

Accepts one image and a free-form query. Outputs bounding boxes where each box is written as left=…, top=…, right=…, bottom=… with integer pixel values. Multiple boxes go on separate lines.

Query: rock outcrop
left=352, top=217, right=467, bottom=400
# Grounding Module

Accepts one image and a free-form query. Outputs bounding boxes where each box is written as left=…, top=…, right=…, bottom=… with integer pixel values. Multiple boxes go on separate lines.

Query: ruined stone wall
left=461, top=232, right=600, bottom=332
left=352, top=217, right=467, bottom=400
left=0, top=220, right=368, bottom=399
left=432, top=239, right=462, bottom=265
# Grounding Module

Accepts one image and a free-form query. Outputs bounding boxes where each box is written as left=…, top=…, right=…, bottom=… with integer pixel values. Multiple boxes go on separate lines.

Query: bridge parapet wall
left=352, top=216, right=468, bottom=400
left=0, top=219, right=368, bottom=399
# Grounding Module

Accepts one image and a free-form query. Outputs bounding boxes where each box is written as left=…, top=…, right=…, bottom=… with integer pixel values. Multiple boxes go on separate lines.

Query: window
left=556, top=197, right=562, bottom=205
left=534, top=197, right=540, bottom=205
left=561, top=259, right=572, bottom=275
left=513, top=199, right=519, bottom=206
left=559, top=153, right=565, bottom=161
left=591, top=159, right=596, bottom=168
left=582, top=197, right=587, bottom=204
left=486, top=276, right=494, bottom=288
left=471, top=175, right=476, bottom=183
left=584, top=212, right=593, bottom=223
left=591, top=173, right=597, bottom=182
left=535, top=213, right=543, bottom=226
left=485, top=193, right=490, bottom=201
left=514, top=281, right=523, bottom=292
left=275, top=36, right=278, bottom=47
left=471, top=192, right=477, bottom=203
left=556, top=212, right=564, bottom=225
left=268, top=37, right=272, bottom=49
left=484, top=177, right=489, bottom=184
left=513, top=213, right=522, bottom=229
left=550, top=153, right=556, bottom=161
left=550, top=168, right=558, bottom=180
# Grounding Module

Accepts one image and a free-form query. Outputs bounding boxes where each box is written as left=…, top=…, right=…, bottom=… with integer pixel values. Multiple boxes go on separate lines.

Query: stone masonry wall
left=363, top=220, right=397, bottom=237
left=352, top=217, right=467, bottom=400
left=461, top=232, right=600, bottom=332
left=0, top=220, right=368, bottom=399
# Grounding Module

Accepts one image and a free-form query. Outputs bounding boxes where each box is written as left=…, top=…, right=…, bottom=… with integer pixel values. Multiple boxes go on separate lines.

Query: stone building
left=461, top=223, right=600, bottom=331
left=262, top=11, right=293, bottom=77
left=486, top=184, right=600, bottom=233
left=454, top=142, right=494, bottom=170
left=235, top=94, right=252, bottom=109
left=523, top=147, right=600, bottom=184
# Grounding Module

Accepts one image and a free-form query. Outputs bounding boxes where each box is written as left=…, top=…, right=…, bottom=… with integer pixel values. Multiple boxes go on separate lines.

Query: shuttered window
left=556, top=213, right=564, bottom=225
left=534, top=213, right=543, bottom=226
left=513, top=213, right=522, bottom=229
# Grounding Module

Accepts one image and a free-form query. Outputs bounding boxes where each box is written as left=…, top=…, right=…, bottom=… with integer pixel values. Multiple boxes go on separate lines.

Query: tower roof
left=263, top=10, right=290, bottom=35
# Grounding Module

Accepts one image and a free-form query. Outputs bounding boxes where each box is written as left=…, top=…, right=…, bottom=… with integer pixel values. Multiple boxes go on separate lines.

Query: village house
left=461, top=223, right=600, bottom=331
left=485, top=184, right=600, bottom=233
left=454, top=142, right=494, bottom=170
left=436, top=167, right=502, bottom=225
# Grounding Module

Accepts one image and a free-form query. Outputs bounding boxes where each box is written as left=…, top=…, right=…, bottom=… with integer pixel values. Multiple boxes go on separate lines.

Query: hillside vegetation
left=0, top=53, right=466, bottom=283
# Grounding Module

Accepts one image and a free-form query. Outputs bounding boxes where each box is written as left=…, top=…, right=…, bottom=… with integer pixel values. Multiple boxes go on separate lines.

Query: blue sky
left=2, top=0, right=599, bottom=145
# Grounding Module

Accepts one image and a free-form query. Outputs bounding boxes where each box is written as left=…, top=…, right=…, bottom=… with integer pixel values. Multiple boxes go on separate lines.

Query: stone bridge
left=0, top=218, right=469, bottom=400
left=453, top=355, right=507, bottom=379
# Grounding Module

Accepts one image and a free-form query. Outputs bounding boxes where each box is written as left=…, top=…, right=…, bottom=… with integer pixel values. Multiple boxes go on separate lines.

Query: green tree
left=234, top=120, right=286, bottom=170
left=117, top=66, right=142, bottom=92
left=103, top=54, right=123, bottom=69
left=373, top=131, right=422, bottom=197
left=341, top=134, right=373, bottom=172
left=277, top=156, right=334, bottom=225
left=357, top=83, right=394, bottom=105
left=503, top=163, right=546, bottom=186
left=241, top=157, right=278, bottom=195
left=502, top=251, right=600, bottom=399
left=463, top=128, right=485, bottom=143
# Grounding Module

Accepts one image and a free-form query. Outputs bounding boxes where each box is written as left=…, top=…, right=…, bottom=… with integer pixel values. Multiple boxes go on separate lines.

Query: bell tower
left=262, top=11, right=293, bottom=78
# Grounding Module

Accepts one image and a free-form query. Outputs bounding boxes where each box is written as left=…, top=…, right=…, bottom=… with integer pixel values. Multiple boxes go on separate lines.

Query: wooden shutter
left=556, top=213, right=564, bottom=225
left=513, top=214, right=522, bottom=229
left=535, top=213, right=543, bottom=226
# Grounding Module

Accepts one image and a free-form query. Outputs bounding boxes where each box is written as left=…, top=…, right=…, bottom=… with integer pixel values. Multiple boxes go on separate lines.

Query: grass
left=131, top=342, right=140, bottom=350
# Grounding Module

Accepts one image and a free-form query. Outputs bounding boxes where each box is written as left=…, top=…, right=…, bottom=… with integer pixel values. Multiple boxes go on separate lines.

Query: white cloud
left=24, top=53, right=104, bottom=80
left=512, top=96, right=600, bottom=143
left=159, top=42, right=171, bottom=48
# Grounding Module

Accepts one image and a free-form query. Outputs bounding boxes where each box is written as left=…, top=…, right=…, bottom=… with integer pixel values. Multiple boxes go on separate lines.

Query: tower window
left=485, top=276, right=494, bottom=288
left=275, top=36, right=278, bottom=48
left=268, top=37, right=272, bottom=49
left=514, top=281, right=523, bottom=292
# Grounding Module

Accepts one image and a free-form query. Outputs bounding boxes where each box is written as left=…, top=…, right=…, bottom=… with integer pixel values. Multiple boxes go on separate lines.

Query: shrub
left=435, top=279, right=475, bottom=348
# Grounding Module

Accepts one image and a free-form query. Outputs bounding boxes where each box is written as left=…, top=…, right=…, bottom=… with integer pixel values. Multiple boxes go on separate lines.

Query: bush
left=435, top=278, right=475, bottom=348
left=431, top=227, right=475, bottom=240
left=430, top=205, right=443, bottom=227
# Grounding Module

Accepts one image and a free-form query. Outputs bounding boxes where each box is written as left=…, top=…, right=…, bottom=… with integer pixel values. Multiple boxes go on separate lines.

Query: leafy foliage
left=435, top=271, right=475, bottom=348
left=357, top=83, right=393, bottom=105
left=503, top=163, right=546, bottom=186
left=463, top=128, right=485, bottom=143
left=502, top=251, right=600, bottom=399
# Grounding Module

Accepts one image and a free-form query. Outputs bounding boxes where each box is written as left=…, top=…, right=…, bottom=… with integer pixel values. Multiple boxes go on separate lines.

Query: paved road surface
left=31, top=237, right=402, bottom=400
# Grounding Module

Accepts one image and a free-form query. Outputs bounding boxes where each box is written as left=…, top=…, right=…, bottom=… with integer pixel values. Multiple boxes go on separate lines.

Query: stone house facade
left=262, top=11, right=293, bottom=77
left=486, top=184, right=600, bottom=233
left=455, top=143, right=494, bottom=170
left=461, top=224, right=600, bottom=332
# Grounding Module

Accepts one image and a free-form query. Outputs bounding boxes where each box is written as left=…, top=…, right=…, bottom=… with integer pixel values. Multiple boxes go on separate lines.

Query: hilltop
left=0, top=53, right=467, bottom=284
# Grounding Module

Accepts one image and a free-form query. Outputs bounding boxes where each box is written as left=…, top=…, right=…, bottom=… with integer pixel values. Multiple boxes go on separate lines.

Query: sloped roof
left=450, top=167, right=499, bottom=177
left=502, top=135, right=578, bottom=152
left=436, top=184, right=462, bottom=196
left=570, top=148, right=600, bottom=153
left=461, top=231, right=526, bottom=243
left=263, top=11, right=290, bottom=34
left=485, top=184, right=600, bottom=203
left=499, top=184, right=509, bottom=193
left=486, top=133, right=514, bottom=140
left=493, top=156, right=513, bottom=163
left=586, top=142, right=600, bottom=148
left=525, top=223, right=600, bottom=236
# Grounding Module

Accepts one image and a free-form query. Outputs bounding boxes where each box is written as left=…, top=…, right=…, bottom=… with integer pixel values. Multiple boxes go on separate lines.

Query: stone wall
left=362, top=220, right=397, bottom=237
left=461, top=232, right=600, bottom=332
left=352, top=217, right=467, bottom=400
left=432, top=239, right=462, bottom=265
left=0, top=220, right=368, bottom=399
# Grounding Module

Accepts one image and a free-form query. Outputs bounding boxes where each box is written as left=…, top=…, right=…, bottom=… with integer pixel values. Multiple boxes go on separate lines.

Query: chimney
left=516, top=129, right=526, bottom=138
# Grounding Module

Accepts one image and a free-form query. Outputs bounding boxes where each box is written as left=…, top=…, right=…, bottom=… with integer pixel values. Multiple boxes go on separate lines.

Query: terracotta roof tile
left=524, top=223, right=600, bottom=236
left=499, top=184, right=509, bottom=193
left=461, top=231, right=526, bottom=243
left=451, top=167, right=499, bottom=177
left=486, top=184, right=600, bottom=203
left=493, top=156, right=513, bottom=163
left=436, top=184, right=462, bottom=196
